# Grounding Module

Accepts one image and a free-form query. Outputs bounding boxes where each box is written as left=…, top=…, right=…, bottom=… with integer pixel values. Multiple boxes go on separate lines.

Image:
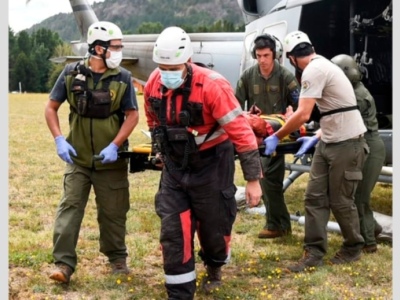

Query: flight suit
left=353, top=81, right=386, bottom=247
left=236, top=60, right=300, bottom=233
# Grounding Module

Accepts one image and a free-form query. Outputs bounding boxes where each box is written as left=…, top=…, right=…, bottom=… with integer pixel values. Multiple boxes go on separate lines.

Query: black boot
left=202, top=265, right=222, bottom=294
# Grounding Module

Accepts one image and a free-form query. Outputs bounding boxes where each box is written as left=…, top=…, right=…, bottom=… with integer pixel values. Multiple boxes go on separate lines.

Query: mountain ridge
left=25, top=0, right=244, bottom=42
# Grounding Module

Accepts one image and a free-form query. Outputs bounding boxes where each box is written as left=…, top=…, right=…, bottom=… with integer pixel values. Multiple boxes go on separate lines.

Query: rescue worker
left=45, top=21, right=139, bottom=283
left=264, top=31, right=368, bottom=272
left=331, top=54, right=386, bottom=253
left=144, top=26, right=262, bottom=298
left=235, top=34, right=300, bottom=239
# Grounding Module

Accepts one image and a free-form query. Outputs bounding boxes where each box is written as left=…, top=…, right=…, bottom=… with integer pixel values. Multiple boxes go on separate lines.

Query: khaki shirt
left=300, top=55, right=366, bottom=143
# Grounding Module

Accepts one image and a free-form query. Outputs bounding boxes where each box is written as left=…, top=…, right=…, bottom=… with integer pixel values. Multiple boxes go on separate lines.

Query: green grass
left=9, top=93, right=393, bottom=299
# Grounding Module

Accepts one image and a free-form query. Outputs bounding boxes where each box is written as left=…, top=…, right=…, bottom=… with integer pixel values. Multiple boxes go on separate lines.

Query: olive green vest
left=64, top=59, right=130, bottom=170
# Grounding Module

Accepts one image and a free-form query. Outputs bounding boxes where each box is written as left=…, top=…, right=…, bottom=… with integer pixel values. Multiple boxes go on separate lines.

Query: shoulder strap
left=203, top=122, right=220, bottom=144
left=69, top=60, right=89, bottom=94
left=320, top=105, right=359, bottom=118
left=68, top=60, right=89, bottom=76
left=160, top=93, right=168, bottom=126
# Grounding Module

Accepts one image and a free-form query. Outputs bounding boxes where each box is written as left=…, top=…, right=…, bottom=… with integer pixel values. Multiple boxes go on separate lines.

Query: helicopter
left=59, top=0, right=393, bottom=240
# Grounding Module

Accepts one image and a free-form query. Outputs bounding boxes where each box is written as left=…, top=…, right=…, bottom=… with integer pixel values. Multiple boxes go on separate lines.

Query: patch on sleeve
left=288, top=80, right=298, bottom=90
left=302, top=80, right=310, bottom=91
left=208, top=73, right=223, bottom=80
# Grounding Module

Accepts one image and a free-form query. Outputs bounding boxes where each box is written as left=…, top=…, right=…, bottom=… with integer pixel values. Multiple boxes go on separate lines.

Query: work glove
left=263, top=134, right=279, bottom=156
left=55, top=135, right=77, bottom=164
left=294, top=136, right=319, bottom=157
left=244, top=113, right=267, bottom=137
left=99, top=142, right=119, bottom=164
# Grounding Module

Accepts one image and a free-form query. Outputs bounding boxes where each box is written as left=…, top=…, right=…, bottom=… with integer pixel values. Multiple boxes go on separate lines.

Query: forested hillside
left=27, top=0, right=244, bottom=42
left=9, top=0, right=245, bottom=93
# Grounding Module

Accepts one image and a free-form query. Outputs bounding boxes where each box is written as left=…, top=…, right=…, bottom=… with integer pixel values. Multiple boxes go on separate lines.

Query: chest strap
left=320, top=105, right=358, bottom=118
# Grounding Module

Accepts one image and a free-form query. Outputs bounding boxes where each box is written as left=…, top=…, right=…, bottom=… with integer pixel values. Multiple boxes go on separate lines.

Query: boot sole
left=287, top=261, right=323, bottom=273
left=202, top=281, right=222, bottom=294
left=330, top=254, right=361, bottom=265
left=363, top=245, right=378, bottom=253
left=49, top=271, right=69, bottom=283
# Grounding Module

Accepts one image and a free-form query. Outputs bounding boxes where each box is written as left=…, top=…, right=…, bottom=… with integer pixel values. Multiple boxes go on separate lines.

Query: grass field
left=8, top=93, right=393, bottom=299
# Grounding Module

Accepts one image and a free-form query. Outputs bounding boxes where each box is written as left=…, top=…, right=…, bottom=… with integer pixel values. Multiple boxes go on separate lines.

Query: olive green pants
left=304, top=137, right=367, bottom=256
left=354, top=131, right=386, bottom=246
left=52, top=164, right=130, bottom=271
left=260, top=155, right=291, bottom=232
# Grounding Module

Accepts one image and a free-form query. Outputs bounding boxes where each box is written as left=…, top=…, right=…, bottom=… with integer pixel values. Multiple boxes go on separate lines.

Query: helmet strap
left=288, top=56, right=303, bottom=75
left=97, top=46, right=108, bottom=67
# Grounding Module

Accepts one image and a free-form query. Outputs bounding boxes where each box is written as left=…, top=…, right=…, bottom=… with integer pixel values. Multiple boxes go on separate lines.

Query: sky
left=8, top=0, right=105, bottom=33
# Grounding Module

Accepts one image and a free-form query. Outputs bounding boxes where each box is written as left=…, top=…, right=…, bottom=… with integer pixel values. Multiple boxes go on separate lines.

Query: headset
left=251, top=33, right=277, bottom=60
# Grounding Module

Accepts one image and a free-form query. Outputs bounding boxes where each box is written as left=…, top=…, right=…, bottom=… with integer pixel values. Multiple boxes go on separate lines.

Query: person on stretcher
left=244, top=105, right=307, bottom=146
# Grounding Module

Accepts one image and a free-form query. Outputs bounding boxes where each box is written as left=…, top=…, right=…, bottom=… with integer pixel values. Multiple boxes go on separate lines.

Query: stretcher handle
left=92, top=151, right=133, bottom=161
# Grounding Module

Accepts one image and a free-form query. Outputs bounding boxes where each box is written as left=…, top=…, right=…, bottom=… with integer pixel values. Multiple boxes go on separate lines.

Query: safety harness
left=319, top=105, right=359, bottom=118
left=154, top=64, right=219, bottom=171
left=157, top=64, right=196, bottom=170
left=69, top=60, right=126, bottom=123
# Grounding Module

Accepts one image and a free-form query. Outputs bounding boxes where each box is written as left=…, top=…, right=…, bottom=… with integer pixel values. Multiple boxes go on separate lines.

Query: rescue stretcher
left=93, top=116, right=392, bottom=184
left=93, top=139, right=314, bottom=173
left=93, top=128, right=393, bottom=242
left=93, top=113, right=314, bottom=173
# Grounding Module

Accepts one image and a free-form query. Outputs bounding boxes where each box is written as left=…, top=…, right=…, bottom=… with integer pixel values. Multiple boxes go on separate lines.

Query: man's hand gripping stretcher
left=243, top=107, right=316, bottom=157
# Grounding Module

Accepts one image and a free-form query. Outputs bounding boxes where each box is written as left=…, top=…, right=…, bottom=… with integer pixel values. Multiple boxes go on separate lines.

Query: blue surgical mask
left=160, top=69, right=184, bottom=90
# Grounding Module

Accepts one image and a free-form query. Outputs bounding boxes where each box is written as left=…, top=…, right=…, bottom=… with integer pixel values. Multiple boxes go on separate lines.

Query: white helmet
left=153, top=26, right=193, bottom=65
left=87, top=21, right=123, bottom=45
left=273, top=35, right=283, bottom=61
left=283, top=31, right=312, bottom=54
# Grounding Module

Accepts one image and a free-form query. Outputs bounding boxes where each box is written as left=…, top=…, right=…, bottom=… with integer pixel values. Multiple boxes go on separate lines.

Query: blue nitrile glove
left=55, top=135, right=77, bottom=164
left=99, top=142, right=119, bottom=164
left=294, top=136, right=319, bottom=157
left=263, top=134, right=280, bottom=156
